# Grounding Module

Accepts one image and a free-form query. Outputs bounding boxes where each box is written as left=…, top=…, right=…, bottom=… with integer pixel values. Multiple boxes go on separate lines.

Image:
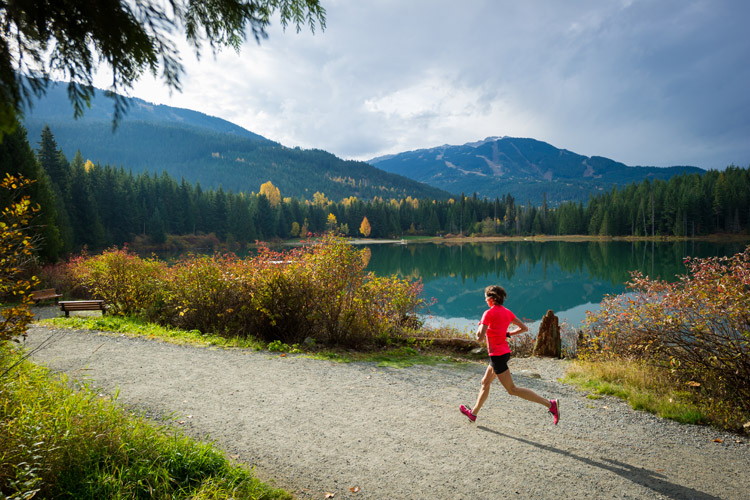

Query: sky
left=93, top=0, right=750, bottom=170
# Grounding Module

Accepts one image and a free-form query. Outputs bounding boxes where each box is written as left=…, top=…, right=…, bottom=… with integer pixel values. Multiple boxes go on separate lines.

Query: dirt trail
left=24, top=323, right=749, bottom=500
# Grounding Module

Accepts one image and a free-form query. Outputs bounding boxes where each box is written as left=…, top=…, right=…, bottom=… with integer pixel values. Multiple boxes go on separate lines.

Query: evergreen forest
left=2, top=124, right=749, bottom=262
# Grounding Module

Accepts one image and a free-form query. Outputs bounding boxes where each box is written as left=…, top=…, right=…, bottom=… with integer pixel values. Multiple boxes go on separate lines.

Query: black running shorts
left=489, top=353, right=511, bottom=374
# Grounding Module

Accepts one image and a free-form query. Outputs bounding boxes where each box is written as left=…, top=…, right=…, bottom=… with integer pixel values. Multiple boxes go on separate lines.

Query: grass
left=0, top=346, right=292, bottom=500
left=305, top=345, right=469, bottom=368
left=41, top=315, right=265, bottom=350
left=38, top=315, right=477, bottom=368
left=563, top=358, right=712, bottom=427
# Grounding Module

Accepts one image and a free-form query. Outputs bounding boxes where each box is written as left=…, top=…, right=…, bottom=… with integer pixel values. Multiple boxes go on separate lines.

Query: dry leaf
left=686, top=381, right=701, bottom=387
left=713, top=438, right=723, bottom=443
left=350, top=486, right=360, bottom=493
left=177, top=421, right=185, bottom=424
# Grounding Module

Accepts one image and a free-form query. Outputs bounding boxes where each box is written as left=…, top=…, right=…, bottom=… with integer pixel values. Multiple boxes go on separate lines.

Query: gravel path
left=23, top=318, right=750, bottom=500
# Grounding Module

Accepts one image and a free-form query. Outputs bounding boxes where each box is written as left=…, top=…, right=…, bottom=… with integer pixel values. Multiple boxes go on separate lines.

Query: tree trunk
left=533, top=310, right=561, bottom=358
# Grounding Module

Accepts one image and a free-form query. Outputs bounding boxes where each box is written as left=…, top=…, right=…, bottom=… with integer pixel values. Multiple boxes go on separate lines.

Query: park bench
left=59, top=300, right=107, bottom=317
left=31, top=288, right=63, bottom=305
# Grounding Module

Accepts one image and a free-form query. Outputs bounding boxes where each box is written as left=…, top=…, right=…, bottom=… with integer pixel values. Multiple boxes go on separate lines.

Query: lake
left=362, top=239, right=749, bottom=334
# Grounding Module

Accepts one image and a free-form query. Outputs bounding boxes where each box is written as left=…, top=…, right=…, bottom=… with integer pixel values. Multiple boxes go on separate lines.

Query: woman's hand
left=510, top=317, right=529, bottom=336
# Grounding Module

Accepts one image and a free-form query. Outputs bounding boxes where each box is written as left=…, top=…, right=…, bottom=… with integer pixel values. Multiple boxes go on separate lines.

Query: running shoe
left=459, top=404, right=477, bottom=422
left=548, top=399, right=560, bottom=425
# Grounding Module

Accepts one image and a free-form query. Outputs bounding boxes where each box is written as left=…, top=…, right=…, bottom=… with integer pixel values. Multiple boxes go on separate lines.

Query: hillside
left=22, top=84, right=450, bottom=201
left=368, top=137, right=704, bottom=204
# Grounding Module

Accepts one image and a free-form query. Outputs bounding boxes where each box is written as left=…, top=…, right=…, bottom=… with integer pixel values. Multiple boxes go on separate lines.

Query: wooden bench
left=59, top=300, right=107, bottom=317
left=31, top=288, right=63, bottom=304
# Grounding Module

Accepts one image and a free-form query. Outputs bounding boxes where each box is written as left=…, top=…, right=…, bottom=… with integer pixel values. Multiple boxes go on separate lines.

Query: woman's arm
left=476, top=323, right=488, bottom=342
left=507, top=317, right=529, bottom=337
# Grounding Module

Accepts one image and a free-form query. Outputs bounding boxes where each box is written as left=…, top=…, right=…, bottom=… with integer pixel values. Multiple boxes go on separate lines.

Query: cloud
left=99, top=0, right=749, bottom=170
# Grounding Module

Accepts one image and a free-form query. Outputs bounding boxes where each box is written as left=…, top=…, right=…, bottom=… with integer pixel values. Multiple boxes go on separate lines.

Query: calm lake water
left=362, top=240, right=749, bottom=334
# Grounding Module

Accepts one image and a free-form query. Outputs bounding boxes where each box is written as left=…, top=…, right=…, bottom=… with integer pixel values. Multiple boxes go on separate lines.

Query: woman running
left=460, top=285, right=559, bottom=424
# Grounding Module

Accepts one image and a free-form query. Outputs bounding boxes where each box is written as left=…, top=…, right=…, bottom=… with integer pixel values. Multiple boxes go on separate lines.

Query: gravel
left=22, top=313, right=750, bottom=500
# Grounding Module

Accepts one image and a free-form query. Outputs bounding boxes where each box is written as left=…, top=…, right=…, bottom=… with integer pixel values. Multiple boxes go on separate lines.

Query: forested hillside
left=369, top=137, right=705, bottom=204
left=2, top=125, right=747, bottom=262
left=22, top=84, right=449, bottom=202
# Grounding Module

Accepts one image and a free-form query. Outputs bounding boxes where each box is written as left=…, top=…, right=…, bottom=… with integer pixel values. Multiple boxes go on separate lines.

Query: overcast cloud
left=94, top=0, right=750, bottom=170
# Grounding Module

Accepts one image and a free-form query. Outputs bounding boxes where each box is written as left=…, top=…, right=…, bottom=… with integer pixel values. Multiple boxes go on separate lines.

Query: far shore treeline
left=3, top=123, right=750, bottom=261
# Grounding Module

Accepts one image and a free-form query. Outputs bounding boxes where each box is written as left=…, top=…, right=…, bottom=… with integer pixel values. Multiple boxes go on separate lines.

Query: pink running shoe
left=549, top=399, right=560, bottom=425
left=460, top=404, right=477, bottom=422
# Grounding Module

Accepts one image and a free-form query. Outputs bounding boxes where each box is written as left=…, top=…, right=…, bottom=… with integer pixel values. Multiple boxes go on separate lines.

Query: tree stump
left=533, top=310, right=561, bottom=358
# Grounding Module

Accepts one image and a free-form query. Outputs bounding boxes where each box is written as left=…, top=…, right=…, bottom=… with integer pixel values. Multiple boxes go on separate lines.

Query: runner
left=460, top=285, right=559, bottom=424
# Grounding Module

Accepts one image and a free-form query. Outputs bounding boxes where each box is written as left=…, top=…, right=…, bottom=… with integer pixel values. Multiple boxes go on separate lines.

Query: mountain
left=368, top=136, right=704, bottom=204
left=22, top=84, right=450, bottom=201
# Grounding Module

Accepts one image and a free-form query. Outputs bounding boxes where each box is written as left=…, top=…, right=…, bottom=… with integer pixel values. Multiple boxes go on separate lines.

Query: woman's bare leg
left=471, top=365, right=496, bottom=415
left=496, top=369, right=552, bottom=408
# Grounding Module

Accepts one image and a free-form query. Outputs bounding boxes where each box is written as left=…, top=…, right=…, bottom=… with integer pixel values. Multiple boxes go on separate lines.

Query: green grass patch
left=304, top=346, right=466, bottom=368
left=367, top=346, right=459, bottom=368
left=563, top=359, right=711, bottom=427
left=301, top=348, right=464, bottom=368
left=38, top=316, right=470, bottom=369
left=39, top=316, right=265, bottom=350
left=399, top=235, right=435, bottom=241
left=304, top=351, right=355, bottom=363
left=0, top=347, right=292, bottom=499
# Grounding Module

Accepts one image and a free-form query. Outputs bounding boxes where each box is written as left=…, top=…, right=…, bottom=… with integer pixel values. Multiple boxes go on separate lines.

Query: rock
left=518, top=369, right=542, bottom=379
left=533, top=310, right=561, bottom=358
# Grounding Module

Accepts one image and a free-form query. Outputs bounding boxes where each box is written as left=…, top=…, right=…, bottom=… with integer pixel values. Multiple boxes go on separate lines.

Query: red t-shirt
left=480, top=305, right=516, bottom=356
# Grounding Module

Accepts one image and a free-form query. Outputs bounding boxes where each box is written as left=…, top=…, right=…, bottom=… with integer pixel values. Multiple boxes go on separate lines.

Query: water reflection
left=364, top=240, right=747, bottom=332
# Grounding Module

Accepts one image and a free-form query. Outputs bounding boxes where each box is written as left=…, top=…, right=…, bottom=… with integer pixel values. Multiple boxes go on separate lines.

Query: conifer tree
left=1, top=0, right=326, bottom=135
left=68, top=151, right=105, bottom=249
left=0, top=123, right=64, bottom=260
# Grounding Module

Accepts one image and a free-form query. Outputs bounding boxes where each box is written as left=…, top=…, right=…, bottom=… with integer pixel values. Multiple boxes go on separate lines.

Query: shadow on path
left=478, top=426, right=719, bottom=500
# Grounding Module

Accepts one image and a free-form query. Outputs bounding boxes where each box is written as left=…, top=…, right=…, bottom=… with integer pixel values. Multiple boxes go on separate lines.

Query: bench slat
left=59, top=300, right=107, bottom=317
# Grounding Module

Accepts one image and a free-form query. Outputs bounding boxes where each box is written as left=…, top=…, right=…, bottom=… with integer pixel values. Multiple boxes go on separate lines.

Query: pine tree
left=0, top=123, right=64, bottom=260
left=68, top=151, right=106, bottom=249
left=36, top=126, right=74, bottom=253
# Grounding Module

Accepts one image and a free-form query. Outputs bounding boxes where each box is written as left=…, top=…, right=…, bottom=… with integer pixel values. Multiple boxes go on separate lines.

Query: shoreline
left=352, top=233, right=750, bottom=245
left=127, top=233, right=750, bottom=254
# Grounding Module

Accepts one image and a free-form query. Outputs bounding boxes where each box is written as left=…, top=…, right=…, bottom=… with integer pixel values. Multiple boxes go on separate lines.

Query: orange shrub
left=582, top=245, right=750, bottom=413
left=67, top=248, right=166, bottom=316
left=67, top=236, right=425, bottom=348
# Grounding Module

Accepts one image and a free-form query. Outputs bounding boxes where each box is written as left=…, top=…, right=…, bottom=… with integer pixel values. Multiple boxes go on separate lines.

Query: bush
left=68, top=247, right=167, bottom=316
left=0, top=174, right=38, bottom=345
left=247, top=236, right=424, bottom=346
left=582, top=245, right=750, bottom=428
left=158, top=253, right=257, bottom=336
left=66, top=235, right=425, bottom=349
left=36, top=261, right=79, bottom=297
